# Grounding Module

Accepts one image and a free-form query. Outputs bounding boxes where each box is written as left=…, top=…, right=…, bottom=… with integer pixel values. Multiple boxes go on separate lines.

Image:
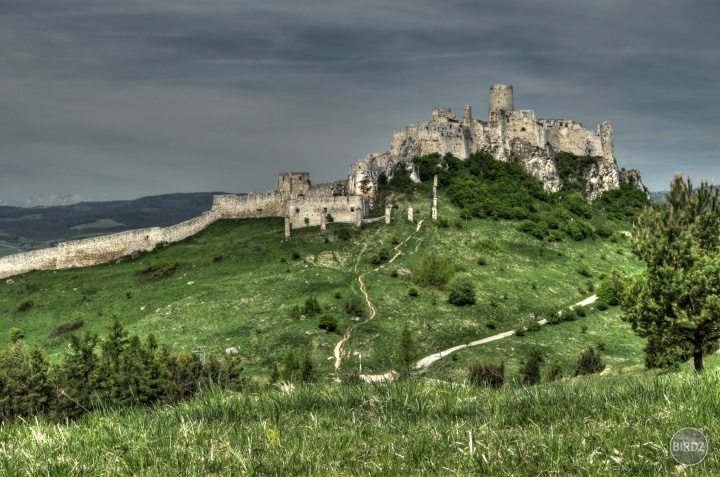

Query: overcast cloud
left=1, top=0, right=718, bottom=205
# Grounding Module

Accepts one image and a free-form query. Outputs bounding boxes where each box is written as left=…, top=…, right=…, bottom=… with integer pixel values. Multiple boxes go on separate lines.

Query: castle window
left=521, top=127, right=526, bottom=132
left=295, top=208, right=300, bottom=214
left=323, top=208, right=327, bottom=213
left=350, top=208, right=355, bottom=212
left=256, top=209, right=263, bottom=212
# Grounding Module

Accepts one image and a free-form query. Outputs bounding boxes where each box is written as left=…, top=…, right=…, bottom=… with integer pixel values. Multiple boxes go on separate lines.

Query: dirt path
left=361, top=295, right=599, bottom=383
left=333, top=220, right=424, bottom=372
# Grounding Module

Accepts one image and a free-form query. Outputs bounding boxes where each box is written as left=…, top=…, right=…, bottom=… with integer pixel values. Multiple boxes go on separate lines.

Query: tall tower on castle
left=488, top=84, right=514, bottom=119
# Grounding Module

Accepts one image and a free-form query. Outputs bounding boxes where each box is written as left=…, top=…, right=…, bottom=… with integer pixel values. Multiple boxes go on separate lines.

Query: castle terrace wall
left=391, top=122, right=472, bottom=159
left=287, top=196, right=364, bottom=229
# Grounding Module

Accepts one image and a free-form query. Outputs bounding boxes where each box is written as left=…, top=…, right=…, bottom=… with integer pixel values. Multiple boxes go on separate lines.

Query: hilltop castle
left=349, top=84, right=645, bottom=202
left=0, top=84, right=645, bottom=279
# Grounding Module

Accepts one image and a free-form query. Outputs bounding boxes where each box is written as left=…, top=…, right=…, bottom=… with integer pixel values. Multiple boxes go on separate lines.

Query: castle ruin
left=349, top=84, right=646, bottom=202
left=0, top=84, right=646, bottom=279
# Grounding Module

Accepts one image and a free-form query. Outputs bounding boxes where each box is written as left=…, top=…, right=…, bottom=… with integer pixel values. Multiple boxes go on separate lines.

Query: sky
left=1, top=0, right=718, bottom=206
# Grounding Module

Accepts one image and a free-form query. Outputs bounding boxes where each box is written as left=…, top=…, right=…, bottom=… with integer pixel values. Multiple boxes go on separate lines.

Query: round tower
left=488, top=84, right=514, bottom=118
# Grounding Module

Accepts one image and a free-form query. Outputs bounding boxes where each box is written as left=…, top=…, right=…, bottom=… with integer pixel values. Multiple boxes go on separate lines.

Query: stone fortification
left=348, top=84, right=646, bottom=201
left=0, top=173, right=366, bottom=279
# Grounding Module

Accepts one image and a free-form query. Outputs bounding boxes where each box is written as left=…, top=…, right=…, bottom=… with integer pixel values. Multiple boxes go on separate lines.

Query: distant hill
left=649, top=191, right=666, bottom=204
left=0, top=192, right=232, bottom=255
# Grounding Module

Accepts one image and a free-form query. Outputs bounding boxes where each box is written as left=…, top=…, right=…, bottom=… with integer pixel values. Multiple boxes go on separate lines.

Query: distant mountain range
left=0, top=192, right=232, bottom=255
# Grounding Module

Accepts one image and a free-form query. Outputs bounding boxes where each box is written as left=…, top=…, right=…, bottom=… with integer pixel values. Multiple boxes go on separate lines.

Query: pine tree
left=393, top=323, right=417, bottom=378
left=623, top=174, right=720, bottom=372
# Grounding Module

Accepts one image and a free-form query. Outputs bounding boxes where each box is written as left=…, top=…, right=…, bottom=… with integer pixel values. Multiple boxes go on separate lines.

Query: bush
left=50, top=320, right=85, bottom=337
left=527, top=321, right=541, bottom=332
left=576, top=263, right=591, bottom=277
left=345, top=296, right=364, bottom=317
left=336, top=228, right=352, bottom=241
left=575, top=346, right=606, bottom=376
left=565, top=220, right=593, bottom=241
left=413, top=255, right=455, bottom=289
left=514, top=327, right=526, bottom=337
left=437, top=217, right=449, bottom=228
left=303, top=296, right=322, bottom=317
left=596, top=278, right=621, bottom=306
left=9, top=328, right=24, bottom=343
left=408, top=288, right=419, bottom=297
left=446, top=275, right=476, bottom=306
left=596, top=301, right=609, bottom=311
left=546, top=358, right=563, bottom=382
left=137, top=261, right=179, bottom=280
left=288, top=305, right=303, bottom=320
left=17, top=300, right=33, bottom=313
left=477, top=257, right=487, bottom=266
left=291, top=251, right=302, bottom=260
left=486, top=319, right=497, bottom=330
left=468, top=361, right=504, bottom=388
left=370, top=246, right=391, bottom=265
left=317, top=313, right=338, bottom=333
left=520, top=352, right=541, bottom=386
left=595, top=224, right=614, bottom=238
left=544, top=306, right=562, bottom=325
left=574, top=305, right=587, bottom=317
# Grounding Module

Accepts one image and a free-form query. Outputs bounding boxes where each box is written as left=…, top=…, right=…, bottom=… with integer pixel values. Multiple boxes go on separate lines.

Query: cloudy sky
left=1, top=0, right=718, bottom=205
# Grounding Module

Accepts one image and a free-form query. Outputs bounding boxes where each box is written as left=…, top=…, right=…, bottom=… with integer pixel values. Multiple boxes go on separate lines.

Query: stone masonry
left=348, top=84, right=646, bottom=201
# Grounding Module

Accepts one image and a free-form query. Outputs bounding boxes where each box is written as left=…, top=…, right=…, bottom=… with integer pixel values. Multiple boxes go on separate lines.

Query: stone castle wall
left=287, top=195, right=364, bottom=229
left=0, top=174, right=366, bottom=279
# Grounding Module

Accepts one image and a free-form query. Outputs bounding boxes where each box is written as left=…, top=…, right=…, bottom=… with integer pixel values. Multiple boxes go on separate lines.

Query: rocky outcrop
left=348, top=85, right=644, bottom=202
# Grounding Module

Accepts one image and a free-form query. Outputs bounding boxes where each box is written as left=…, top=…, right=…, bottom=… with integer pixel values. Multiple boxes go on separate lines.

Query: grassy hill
left=1, top=155, right=718, bottom=474
left=3, top=189, right=645, bottom=381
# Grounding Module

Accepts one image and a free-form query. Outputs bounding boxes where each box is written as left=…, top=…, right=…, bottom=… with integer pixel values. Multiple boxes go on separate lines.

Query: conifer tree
left=393, top=323, right=417, bottom=378
left=623, top=174, right=720, bottom=371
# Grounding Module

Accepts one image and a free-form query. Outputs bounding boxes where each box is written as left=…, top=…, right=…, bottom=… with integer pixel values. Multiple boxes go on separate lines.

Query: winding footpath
left=361, top=294, right=599, bottom=383
left=333, top=220, right=424, bottom=372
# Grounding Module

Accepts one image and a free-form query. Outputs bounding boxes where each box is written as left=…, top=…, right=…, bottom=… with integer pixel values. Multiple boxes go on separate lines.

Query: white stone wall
left=287, top=196, right=364, bottom=229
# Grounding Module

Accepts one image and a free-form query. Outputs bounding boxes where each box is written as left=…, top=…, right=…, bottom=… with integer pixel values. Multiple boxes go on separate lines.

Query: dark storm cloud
left=1, top=0, right=718, bottom=205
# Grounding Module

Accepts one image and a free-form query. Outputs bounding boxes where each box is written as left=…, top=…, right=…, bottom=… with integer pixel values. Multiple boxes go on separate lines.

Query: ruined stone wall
left=391, top=121, right=472, bottom=159
left=212, top=192, right=286, bottom=219
left=0, top=190, right=292, bottom=279
left=286, top=196, right=364, bottom=229
left=305, top=180, right=348, bottom=198
left=278, top=172, right=312, bottom=199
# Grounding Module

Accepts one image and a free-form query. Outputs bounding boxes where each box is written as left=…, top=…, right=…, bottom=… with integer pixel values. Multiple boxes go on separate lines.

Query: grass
left=0, top=188, right=645, bottom=381
left=0, top=370, right=718, bottom=475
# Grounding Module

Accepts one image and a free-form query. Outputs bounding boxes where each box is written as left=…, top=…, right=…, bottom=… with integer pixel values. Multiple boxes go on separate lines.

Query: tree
left=622, top=175, right=720, bottom=372
left=393, top=323, right=417, bottom=378
left=446, top=275, right=476, bottom=306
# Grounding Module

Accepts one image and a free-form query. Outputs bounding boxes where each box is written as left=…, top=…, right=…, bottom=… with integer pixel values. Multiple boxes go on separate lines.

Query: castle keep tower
left=278, top=172, right=311, bottom=199
left=488, top=84, right=514, bottom=118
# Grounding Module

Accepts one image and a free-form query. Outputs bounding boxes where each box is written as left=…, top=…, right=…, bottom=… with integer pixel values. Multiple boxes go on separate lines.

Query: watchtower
left=278, top=173, right=311, bottom=199
left=488, top=84, right=514, bottom=119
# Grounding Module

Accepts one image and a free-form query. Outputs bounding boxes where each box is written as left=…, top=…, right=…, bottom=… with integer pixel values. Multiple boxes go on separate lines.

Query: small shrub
left=515, top=327, right=526, bottom=337
left=486, top=319, right=497, bottom=330
left=50, top=320, right=85, bottom=337
left=336, top=228, right=352, bottom=241
left=370, top=246, right=391, bottom=265
left=472, top=239, right=504, bottom=253
left=326, top=213, right=334, bottom=223
left=345, top=296, right=364, bottom=316
left=317, top=313, right=338, bottom=333
left=138, top=261, right=179, bottom=280
left=546, top=358, right=563, bottom=382
left=477, top=257, right=487, bottom=266
left=596, top=341, right=607, bottom=351
left=390, top=236, right=401, bottom=245
left=408, top=288, right=419, bottom=297
left=489, top=300, right=498, bottom=308
left=213, top=254, right=224, bottom=263
left=527, top=321, right=541, bottom=332
left=446, top=275, right=476, bottom=306
left=575, top=346, right=606, bottom=376
left=303, top=296, right=322, bottom=317
left=437, top=217, right=449, bottom=228
left=520, top=352, right=541, bottom=385
left=413, top=255, right=455, bottom=289
left=468, top=361, right=504, bottom=388
left=574, top=305, right=587, bottom=317
left=544, top=306, right=561, bottom=324
left=390, top=269, right=399, bottom=278
left=334, top=291, right=342, bottom=299
left=576, top=263, right=591, bottom=277
left=17, top=300, right=33, bottom=313
left=288, top=305, right=303, bottom=320
left=580, top=324, right=588, bottom=333
left=9, top=327, right=23, bottom=343
left=291, top=251, right=302, bottom=260
left=596, top=301, right=609, bottom=311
